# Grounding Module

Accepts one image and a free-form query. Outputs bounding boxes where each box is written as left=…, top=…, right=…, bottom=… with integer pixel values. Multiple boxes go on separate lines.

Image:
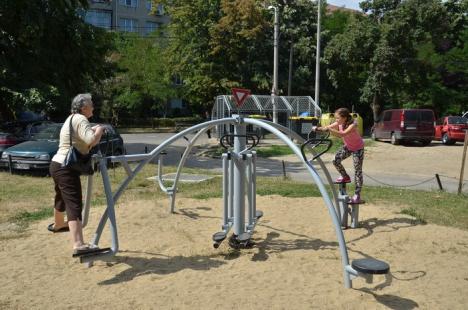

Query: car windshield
left=420, top=111, right=434, bottom=122
left=33, top=125, right=61, bottom=140
left=448, top=116, right=468, bottom=125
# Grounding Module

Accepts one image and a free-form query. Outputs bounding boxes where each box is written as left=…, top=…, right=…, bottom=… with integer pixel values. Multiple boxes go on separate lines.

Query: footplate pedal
left=228, top=233, right=254, bottom=249
left=255, top=210, right=264, bottom=219
left=212, top=232, right=227, bottom=248
left=72, top=247, right=111, bottom=258
left=351, top=258, right=389, bottom=275
left=347, top=200, right=365, bottom=205
left=76, top=248, right=113, bottom=263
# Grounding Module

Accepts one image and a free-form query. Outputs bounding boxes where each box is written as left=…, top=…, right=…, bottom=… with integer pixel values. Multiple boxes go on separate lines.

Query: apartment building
left=85, top=0, right=169, bottom=36
left=84, top=1, right=188, bottom=116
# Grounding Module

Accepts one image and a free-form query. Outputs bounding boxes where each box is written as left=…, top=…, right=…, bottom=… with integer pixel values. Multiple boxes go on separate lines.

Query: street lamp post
left=269, top=6, right=279, bottom=123
left=314, top=0, right=321, bottom=108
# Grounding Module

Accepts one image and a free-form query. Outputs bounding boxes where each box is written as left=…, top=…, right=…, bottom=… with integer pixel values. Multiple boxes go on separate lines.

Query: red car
left=434, top=116, right=468, bottom=145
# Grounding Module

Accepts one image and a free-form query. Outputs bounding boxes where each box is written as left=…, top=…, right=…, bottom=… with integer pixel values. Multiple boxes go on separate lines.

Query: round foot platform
left=228, top=234, right=255, bottom=249
left=212, top=231, right=227, bottom=242
left=352, top=258, right=390, bottom=275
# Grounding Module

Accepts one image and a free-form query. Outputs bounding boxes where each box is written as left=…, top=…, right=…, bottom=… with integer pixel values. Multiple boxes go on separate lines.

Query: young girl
left=317, top=108, right=364, bottom=203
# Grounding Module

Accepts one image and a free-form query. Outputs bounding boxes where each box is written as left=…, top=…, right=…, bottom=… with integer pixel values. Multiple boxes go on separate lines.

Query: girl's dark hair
left=335, top=108, right=354, bottom=127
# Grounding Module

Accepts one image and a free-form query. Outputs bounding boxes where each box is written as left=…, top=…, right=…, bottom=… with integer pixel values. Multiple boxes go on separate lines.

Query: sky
left=328, top=0, right=362, bottom=11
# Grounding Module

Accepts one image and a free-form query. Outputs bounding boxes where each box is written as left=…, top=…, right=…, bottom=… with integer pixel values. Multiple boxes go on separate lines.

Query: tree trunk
left=371, top=93, right=381, bottom=124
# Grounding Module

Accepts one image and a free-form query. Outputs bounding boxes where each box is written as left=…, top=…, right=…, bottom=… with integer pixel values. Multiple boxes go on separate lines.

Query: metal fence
left=212, top=95, right=321, bottom=137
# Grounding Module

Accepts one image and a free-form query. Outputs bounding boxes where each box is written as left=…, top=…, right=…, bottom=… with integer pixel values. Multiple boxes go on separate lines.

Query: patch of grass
left=361, top=186, right=468, bottom=229
left=400, top=208, right=427, bottom=225
left=1, top=164, right=468, bottom=233
left=256, top=145, right=294, bottom=157
left=12, top=208, right=53, bottom=223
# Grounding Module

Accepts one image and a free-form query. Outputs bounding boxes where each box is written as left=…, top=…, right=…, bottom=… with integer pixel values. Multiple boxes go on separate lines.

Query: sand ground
left=1, top=194, right=468, bottom=309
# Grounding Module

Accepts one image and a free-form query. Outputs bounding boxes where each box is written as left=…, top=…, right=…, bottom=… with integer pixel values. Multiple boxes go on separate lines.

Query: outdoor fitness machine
left=212, top=129, right=262, bottom=249
left=77, top=115, right=389, bottom=289
left=307, top=128, right=365, bottom=229
left=336, top=180, right=365, bottom=229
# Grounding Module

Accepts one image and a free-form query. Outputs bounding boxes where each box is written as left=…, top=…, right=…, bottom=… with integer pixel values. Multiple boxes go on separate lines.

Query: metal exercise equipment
left=335, top=181, right=365, bottom=229
left=212, top=131, right=262, bottom=249
left=302, top=130, right=365, bottom=229
left=78, top=115, right=389, bottom=288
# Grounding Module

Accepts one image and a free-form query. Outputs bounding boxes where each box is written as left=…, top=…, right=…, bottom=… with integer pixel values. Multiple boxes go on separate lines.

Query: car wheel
left=391, top=133, right=399, bottom=145
left=442, top=133, right=451, bottom=145
left=421, top=140, right=431, bottom=146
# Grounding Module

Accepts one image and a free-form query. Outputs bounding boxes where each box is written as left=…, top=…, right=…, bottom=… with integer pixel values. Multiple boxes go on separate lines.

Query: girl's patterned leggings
left=333, top=146, right=364, bottom=195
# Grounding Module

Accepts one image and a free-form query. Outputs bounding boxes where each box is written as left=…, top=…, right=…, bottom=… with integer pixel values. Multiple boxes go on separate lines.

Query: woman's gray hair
left=71, top=93, right=93, bottom=114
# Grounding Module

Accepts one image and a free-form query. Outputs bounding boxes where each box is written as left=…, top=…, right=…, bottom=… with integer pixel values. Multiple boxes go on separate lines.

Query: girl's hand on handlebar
left=316, top=126, right=328, bottom=132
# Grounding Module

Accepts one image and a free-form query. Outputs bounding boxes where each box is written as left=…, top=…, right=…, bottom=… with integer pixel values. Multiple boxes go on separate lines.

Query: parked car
left=371, top=109, right=435, bottom=145
left=0, top=120, right=53, bottom=156
left=435, top=116, right=468, bottom=145
left=0, top=123, right=125, bottom=172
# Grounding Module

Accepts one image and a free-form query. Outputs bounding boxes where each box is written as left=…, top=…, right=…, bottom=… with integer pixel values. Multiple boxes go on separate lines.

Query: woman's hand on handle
left=90, top=125, right=105, bottom=147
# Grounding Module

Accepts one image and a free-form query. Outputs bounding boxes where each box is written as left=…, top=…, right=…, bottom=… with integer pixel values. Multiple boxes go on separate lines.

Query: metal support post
left=246, top=154, right=254, bottom=227
left=222, top=153, right=229, bottom=228
left=233, top=122, right=246, bottom=236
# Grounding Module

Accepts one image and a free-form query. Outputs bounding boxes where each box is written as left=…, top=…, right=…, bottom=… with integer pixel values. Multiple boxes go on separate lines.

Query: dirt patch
left=1, top=196, right=468, bottom=309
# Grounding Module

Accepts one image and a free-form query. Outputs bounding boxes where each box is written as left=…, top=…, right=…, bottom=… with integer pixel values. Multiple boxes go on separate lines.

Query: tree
left=103, top=33, right=176, bottom=119
left=155, top=0, right=224, bottom=111
left=156, top=0, right=273, bottom=111
left=278, top=0, right=319, bottom=96
left=325, top=0, right=467, bottom=124
left=0, top=0, right=114, bottom=121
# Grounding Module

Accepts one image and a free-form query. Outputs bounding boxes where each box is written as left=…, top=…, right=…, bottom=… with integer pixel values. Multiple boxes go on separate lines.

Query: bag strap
left=69, top=114, right=75, bottom=147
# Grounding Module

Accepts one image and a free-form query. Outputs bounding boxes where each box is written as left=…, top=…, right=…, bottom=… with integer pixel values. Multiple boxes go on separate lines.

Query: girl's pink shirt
left=338, top=122, right=364, bottom=151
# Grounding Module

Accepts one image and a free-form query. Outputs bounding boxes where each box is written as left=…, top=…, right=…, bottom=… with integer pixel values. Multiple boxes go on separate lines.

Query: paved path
left=121, top=133, right=466, bottom=194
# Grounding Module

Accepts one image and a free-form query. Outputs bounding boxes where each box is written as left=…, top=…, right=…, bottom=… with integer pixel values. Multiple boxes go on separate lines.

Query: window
left=156, top=4, right=164, bottom=15
left=119, top=18, right=138, bottom=32
left=144, top=21, right=160, bottom=35
left=119, top=0, right=138, bottom=8
left=173, top=74, right=182, bottom=85
left=146, top=0, right=152, bottom=11
left=85, top=10, right=112, bottom=29
left=170, top=99, right=183, bottom=109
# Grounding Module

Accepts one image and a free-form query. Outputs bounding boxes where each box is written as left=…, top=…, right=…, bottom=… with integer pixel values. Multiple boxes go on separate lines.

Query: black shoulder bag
left=62, top=114, right=94, bottom=175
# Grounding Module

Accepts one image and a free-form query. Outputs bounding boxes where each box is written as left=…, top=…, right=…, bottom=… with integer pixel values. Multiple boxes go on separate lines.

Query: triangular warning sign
left=231, top=88, right=251, bottom=107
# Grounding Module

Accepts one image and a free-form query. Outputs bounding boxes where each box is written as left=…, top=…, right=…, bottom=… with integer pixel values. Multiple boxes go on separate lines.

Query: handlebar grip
left=301, top=138, right=333, bottom=162
left=220, top=134, right=260, bottom=151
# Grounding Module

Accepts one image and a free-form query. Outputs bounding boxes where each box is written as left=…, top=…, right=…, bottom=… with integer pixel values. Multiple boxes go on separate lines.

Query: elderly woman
left=48, top=93, right=105, bottom=256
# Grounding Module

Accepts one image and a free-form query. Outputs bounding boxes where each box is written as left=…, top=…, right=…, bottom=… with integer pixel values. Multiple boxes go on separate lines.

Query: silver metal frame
left=81, top=116, right=382, bottom=288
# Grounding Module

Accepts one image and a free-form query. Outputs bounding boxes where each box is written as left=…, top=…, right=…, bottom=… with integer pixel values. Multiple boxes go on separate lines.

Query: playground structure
left=78, top=115, right=389, bottom=289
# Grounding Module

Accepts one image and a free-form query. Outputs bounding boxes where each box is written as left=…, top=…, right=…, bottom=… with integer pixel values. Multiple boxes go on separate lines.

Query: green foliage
left=325, top=0, right=468, bottom=125
left=0, top=0, right=114, bottom=121
left=277, top=0, right=319, bottom=95
left=102, top=33, right=176, bottom=119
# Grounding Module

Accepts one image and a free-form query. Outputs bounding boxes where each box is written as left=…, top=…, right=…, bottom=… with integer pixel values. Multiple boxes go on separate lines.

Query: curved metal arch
left=152, top=116, right=350, bottom=286
left=88, top=116, right=352, bottom=287
left=167, top=118, right=339, bottom=218
left=240, top=117, right=351, bottom=287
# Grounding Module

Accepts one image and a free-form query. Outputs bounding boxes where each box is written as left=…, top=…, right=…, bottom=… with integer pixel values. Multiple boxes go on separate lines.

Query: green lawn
left=203, top=138, right=375, bottom=158
left=0, top=163, right=466, bottom=234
